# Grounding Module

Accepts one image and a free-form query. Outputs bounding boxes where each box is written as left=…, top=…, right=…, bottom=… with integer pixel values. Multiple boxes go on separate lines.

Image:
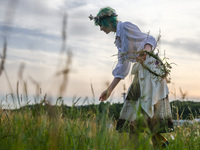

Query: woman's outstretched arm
left=99, top=77, right=121, bottom=101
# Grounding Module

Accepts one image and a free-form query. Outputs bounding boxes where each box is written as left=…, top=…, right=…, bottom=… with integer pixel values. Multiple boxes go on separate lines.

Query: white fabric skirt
left=116, top=74, right=174, bottom=133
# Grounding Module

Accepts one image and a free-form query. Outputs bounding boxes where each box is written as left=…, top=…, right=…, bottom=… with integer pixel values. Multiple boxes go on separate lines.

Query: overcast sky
left=0, top=0, right=200, bottom=107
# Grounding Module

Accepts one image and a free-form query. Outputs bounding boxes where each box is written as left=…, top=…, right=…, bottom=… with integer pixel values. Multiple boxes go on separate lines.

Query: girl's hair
left=94, top=7, right=118, bottom=29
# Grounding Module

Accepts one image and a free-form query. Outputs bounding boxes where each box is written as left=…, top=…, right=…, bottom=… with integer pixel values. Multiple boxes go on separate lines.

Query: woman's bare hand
left=99, top=78, right=121, bottom=101
left=99, top=89, right=111, bottom=101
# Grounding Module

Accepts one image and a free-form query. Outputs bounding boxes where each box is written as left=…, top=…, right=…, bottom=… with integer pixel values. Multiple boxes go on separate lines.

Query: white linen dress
left=114, top=21, right=174, bottom=133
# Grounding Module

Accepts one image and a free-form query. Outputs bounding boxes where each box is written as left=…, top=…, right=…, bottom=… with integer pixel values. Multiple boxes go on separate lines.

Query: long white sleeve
left=112, top=51, right=131, bottom=79
left=113, top=21, right=157, bottom=79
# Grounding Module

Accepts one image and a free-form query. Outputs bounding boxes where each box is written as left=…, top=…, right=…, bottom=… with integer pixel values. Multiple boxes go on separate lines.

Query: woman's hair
left=94, top=7, right=118, bottom=29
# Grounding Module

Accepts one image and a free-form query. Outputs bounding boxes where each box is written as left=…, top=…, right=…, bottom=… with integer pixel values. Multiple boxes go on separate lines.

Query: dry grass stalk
left=179, top=87, right=188, bottom=100
left=56, top=51, right=72, bottom=97
left=56, top=12, right=72, bottom=97
left=61, top=12, right=67, bottom=53
left=0, top=40, right=16, bottom=106
left=18, top=63, right=25, bottom=81
left=16, top=81, right=21, bottom=107
left=0, top=40, right=7, bottom=76
left=29, top=76, right=40, bottom=104
left=90, top=82, right=95, bottom=104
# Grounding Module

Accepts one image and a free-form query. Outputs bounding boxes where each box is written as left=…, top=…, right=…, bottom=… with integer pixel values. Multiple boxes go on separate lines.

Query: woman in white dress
left=89, top=7, right=174, bottom=148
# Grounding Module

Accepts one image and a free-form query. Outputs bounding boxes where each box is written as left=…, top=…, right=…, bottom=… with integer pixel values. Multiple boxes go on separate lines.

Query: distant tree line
left=170, top=100, right=200, bottom=119
left=69, top=100, right=200, bottom=120
left=10, top=100, right=200, bottom=120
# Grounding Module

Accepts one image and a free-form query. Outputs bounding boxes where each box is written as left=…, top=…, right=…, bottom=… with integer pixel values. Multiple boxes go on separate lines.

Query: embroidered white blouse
left=112, top=21, right=157, bottom=79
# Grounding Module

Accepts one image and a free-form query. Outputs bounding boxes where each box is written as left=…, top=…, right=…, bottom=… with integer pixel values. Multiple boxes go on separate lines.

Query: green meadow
left=0, top=98, right=200, bottom=150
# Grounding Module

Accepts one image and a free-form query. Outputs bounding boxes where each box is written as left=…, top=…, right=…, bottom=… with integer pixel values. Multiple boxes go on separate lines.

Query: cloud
left=162, top=38, right=200, bottom=56
left=0, top=25, right=62, bottom=54
left=0, top=24, right=60, bottom=40
left=66, top=0, right=91, bottom=9
left=0, top=0, right=66, bottom=38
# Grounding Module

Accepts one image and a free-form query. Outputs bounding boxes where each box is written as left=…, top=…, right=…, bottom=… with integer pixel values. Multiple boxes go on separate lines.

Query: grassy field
left=0, top=101, right=200, bottom=150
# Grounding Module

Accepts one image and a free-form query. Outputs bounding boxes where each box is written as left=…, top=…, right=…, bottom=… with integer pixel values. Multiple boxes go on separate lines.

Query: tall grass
left=0, top=102, right=152, bottom=150
left=0, top=100, right=200, bottom=150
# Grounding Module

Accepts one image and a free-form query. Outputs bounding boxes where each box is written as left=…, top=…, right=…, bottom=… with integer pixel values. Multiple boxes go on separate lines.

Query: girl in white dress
left=89, top=7, right=174, bottom=148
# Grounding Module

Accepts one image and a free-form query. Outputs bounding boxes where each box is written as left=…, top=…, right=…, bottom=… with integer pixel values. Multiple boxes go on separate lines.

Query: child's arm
left=99, top=77, right=121, bottom=101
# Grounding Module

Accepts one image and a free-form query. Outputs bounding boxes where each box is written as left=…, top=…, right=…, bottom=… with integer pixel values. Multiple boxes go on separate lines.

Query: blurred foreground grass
left=0, top=101, right=200, bottom=150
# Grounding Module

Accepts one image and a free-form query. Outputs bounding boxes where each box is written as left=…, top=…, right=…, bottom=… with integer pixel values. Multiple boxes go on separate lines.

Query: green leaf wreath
left=114, top=48, right=175, bottom=83
left=137, top=50, right=173, bottom=83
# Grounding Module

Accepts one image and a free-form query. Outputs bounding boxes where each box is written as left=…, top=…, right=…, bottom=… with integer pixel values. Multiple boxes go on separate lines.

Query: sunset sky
left=0, top=0, right=200, bottom=107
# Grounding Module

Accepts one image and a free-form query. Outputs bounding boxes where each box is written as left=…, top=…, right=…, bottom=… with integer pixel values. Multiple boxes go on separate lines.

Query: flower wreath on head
left=89, top=8, right=118, bottom=26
